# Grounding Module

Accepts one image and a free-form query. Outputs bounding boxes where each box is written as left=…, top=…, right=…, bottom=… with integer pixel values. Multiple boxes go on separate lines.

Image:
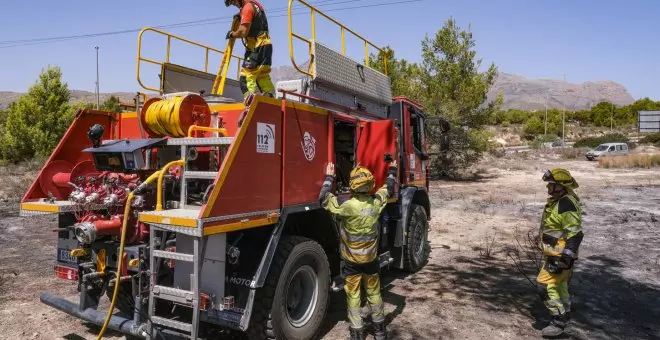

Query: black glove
left=225, top=31, right=233, bottom=40
left=545, top=257, right=563, bottom=274
left=558, top=249, right=575, bottom=269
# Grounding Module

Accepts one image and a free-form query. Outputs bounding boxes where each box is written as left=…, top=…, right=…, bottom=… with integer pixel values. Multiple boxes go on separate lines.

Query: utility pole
left=95, top=46, right=100, bottom=109
left=562, top=73, right=566, bottom=145
left=610, top=102, right=614, bottom=131
left=545, top=92, right=548, bottom=135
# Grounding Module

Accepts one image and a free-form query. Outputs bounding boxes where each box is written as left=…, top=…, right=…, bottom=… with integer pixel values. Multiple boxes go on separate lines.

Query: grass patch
left=598, top=154, right=660, bottom=169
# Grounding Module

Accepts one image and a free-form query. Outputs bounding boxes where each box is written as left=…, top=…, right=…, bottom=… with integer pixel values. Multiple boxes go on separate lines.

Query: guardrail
left=136, top=27, right=243, bottom=93
left=287, top=0, right=389, bottom=77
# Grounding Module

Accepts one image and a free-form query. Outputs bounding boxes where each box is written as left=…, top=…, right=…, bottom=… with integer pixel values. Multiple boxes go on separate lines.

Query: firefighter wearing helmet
left=224, top=0, right=275, bottom=99
left=537, top=168, right=584, bottom=337
left=319, top=161, right=398, bottom=340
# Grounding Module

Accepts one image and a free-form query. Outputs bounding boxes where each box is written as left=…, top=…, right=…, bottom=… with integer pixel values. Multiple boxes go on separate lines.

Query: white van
left=585, top=142, right=629, bottom=161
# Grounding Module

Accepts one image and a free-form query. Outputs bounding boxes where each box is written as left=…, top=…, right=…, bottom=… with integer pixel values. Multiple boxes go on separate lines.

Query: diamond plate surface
left=312, top=42, right=392, bottom=106
left=151, top=316, right=193, bottom=332
left=185, top=171, right=219, bottom=180
left=167, top=137, right=234, bottom=146
left=149, top=223, right=203, bottom=237
left=153, top=250, right=194, bottom=262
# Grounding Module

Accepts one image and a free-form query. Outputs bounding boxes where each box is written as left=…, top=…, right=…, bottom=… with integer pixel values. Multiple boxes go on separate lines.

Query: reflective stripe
left=544, top=299, right=566, bottom=316
left=564, top=225, right=582, bottom=233
left=542, top=229, right=564, bottom=238
left=340, top=228, right=377, bottom=243
left=341, top=243, right=376, bottom=256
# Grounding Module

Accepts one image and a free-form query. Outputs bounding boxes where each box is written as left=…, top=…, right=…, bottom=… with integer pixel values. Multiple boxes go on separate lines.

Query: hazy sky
left=0, top=0, right=657, bottom=100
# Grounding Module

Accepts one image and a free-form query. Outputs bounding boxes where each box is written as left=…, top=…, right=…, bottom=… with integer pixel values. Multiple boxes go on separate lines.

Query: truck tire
left=248, top=236, right=330, bottom=340
left=403, top=204, right=430, bottom=272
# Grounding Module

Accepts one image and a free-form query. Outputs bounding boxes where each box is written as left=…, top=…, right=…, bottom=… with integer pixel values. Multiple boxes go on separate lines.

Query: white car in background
left=585, top=142, right=629, bottom=161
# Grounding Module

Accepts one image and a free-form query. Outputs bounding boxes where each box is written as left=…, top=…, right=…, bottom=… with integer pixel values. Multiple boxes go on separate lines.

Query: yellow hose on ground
left=144, top=96, right=185, bottom=137
left=156, top=160, right=185, bottom=211
left=97, top=171, right=162, bottom=339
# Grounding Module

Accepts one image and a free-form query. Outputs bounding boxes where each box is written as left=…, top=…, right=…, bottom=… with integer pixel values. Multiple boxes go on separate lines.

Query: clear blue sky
left=0, top=0, right=657, bottom=100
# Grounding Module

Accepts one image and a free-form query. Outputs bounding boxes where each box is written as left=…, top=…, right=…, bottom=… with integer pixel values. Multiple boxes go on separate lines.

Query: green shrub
left=530, top=134, right=560, bottom=149
left=639, top=133, right=660, bottom=145
left=573, top=133, right=629, bottom=149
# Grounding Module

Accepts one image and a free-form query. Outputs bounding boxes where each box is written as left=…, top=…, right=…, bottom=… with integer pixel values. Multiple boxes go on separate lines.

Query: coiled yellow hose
left=144, top=96, right=186, bottom=137
left=97, top=171, right=161, bottom=339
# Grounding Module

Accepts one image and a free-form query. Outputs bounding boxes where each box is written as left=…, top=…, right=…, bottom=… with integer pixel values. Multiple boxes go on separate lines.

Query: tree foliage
left=0, top=67, right=126, bottom=163
left=373, top=18, right=501, bottom=177
left=492, top=98, right=660, bottom=139
left=1, top=67, right=74, bottom=162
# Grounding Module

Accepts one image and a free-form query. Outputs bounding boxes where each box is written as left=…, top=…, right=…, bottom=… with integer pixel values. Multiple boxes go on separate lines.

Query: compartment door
left=356, top=120, right=396, bottom=193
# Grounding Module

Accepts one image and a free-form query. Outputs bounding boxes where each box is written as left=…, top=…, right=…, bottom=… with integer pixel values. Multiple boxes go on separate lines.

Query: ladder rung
left=151, top=316, right=192, bottom=333
left=167, top=137, right=234, bottom=146
left=185, top=171, right=219, bottom=180
left=153, top=285, right=196, bottom=305
left=153, top=250, right=194, bottom=262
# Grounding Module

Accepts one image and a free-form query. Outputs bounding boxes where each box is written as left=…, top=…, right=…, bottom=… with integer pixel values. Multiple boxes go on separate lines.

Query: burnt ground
left=1, top=152, right=659, bottom=340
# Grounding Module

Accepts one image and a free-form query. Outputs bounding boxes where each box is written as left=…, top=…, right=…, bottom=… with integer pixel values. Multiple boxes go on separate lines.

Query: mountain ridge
left=0, top=69, right=636, bottom=111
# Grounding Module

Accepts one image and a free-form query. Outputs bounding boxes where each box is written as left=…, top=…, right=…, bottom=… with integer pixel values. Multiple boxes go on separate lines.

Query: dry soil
left=1, top=152, right=659, bottom=340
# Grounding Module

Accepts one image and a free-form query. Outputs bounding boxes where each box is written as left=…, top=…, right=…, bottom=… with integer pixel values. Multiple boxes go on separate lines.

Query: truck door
left=403, top=105, right=428, bottom=188
left=356, top=120, right=396, bottom=193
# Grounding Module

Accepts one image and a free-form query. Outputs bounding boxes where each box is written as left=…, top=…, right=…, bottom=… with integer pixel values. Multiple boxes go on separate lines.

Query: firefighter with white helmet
left=538, top=168, right=584, bottom=337
left=319, top=161, right=398, bottom=340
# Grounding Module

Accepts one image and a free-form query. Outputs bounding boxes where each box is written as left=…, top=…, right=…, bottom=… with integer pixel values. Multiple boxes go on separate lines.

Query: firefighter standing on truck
left=537, top=168, right=584, bottom=338
left=224, top=0, right=275, bottom=99
left=319, top=161, right=397, bottom=340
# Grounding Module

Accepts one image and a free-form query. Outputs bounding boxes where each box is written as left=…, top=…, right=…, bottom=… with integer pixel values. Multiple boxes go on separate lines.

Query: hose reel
left=140, top=93, right=212, bottom=138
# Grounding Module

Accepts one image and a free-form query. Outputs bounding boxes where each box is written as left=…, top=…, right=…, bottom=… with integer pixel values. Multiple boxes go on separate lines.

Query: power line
left=0, top=0, right=420, bottom=49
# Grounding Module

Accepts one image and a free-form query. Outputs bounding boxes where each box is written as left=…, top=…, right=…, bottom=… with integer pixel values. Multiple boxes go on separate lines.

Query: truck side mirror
left=419, top=152, right=429, bottom=161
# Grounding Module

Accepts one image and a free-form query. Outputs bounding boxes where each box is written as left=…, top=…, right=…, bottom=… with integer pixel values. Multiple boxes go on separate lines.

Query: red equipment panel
left=356, top=120, right=396, bottom=193
left=282, top=102, right=329, bottom=206
left=118, top=112, right=144, bottom=139
left=22, top=110, right=115, bottom=202
left=201, top=97, right=282, bottom=219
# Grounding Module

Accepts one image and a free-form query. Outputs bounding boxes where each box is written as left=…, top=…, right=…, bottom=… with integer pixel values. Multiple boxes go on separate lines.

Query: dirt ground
left=1, top=151, right=659, bottom=340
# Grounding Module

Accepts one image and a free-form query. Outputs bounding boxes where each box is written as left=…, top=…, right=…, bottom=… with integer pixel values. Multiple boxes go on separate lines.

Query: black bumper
left=40, top=292, right=147, bottom=338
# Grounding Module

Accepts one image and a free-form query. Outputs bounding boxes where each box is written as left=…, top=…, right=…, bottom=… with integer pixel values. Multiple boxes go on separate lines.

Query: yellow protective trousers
left=343, top=260, right=384, bottom=329
left=537, top=257, right=573, bottom=316
left=239, top=35, right=274, bottom=98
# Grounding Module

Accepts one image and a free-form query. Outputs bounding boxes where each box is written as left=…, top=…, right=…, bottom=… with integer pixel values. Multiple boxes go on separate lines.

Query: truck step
left=184, top=171, right=218, bottom=180
left=151, top=316, right=192, bottom=333
left=153, top=285, right=196, bottom=305
left=166, top=137, right=234, bottom=146
left=153, top=250, right=194, bottom=262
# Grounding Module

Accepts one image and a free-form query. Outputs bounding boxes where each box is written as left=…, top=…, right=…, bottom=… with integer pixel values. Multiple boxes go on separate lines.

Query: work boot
left=372, top=321, right=388, bottom=340
left=541, top=315, right=568, bottom=338
left=349, top=327, right=366, bottom=340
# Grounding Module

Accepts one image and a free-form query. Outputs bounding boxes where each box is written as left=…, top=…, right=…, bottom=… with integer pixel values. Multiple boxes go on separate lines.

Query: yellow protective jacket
left=539, top=193, right=583, bottom=258
left=319, top=167, right=396, bottom=264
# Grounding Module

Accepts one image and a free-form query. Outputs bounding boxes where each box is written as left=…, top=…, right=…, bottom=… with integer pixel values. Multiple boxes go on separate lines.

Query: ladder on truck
left=146, top=136, right=233, bottom=340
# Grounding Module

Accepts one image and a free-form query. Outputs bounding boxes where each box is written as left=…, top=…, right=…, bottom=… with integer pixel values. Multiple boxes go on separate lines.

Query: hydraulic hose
left=144, top=96, right=186, bottom=137
left=97, top=171, right=161, bottom=339
left=156, top=160, right=185, bottom=211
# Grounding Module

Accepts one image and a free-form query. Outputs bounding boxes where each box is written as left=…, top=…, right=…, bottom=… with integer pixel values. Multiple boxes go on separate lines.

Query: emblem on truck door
left=301, top=131, right=316, bottom=161
left=257, top=122, right=276, bottom=154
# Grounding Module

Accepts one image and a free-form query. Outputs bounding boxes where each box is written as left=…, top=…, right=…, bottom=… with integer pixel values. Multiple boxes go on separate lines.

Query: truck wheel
left=249, top=236, right=330, bottom=340
left=107, top=281, right=143, bottom=317
left=403, top=204, right=430, bottom=272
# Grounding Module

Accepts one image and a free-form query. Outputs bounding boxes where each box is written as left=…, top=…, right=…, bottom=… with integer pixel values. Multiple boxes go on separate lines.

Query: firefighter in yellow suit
left=319, top=161, right=397, bottom=340
left=538, top=168, right=584, bottom=338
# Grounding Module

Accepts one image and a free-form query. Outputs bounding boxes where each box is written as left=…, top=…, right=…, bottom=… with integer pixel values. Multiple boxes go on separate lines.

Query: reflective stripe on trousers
left=344, top=273, right=384, bottom=328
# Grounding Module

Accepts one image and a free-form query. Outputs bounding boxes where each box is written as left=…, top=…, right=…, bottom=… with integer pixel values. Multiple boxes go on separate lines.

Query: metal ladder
left=146, top=136, right=233, bottom=339
left=147, top=227, right=204, bottom=339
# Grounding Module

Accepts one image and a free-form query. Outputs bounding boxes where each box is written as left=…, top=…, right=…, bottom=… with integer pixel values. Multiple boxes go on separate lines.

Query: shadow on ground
left=389, top=251, right=660, bottom=340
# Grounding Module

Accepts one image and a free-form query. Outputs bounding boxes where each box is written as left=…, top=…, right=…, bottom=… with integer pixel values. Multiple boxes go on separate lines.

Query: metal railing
left=288, top=0, right=389, bottom=78
left=136, top=27, right=243, bottom=93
